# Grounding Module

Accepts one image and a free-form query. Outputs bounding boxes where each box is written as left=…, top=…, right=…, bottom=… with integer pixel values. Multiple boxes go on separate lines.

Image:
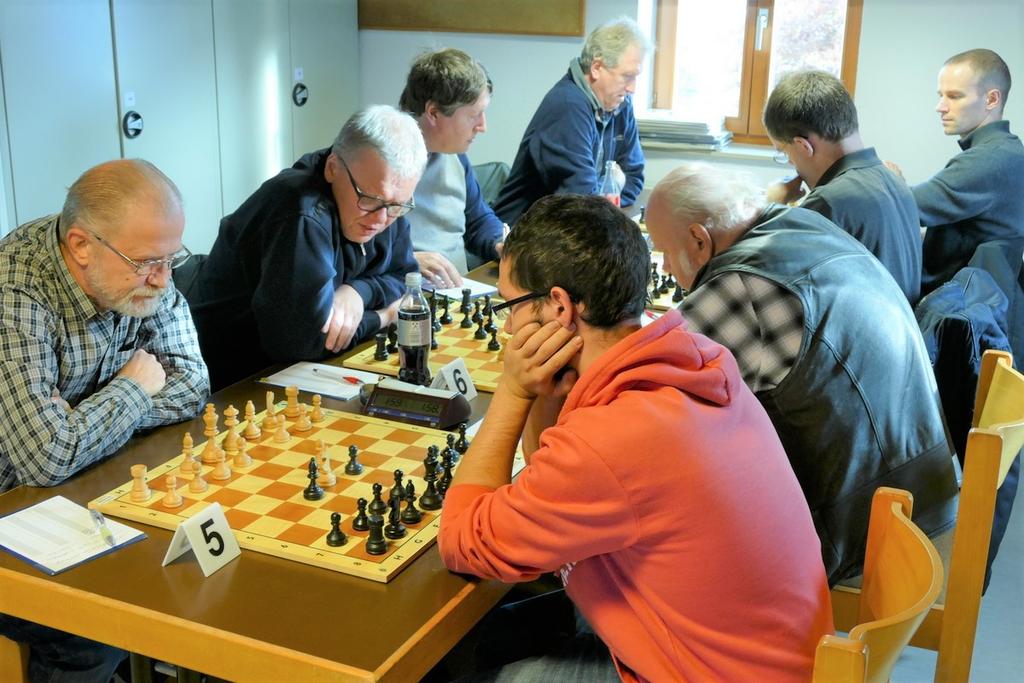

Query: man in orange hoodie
left=438, top=194, right=833, bottom=681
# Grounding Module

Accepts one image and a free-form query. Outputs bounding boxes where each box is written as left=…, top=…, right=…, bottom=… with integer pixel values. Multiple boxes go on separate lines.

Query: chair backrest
left=832, top=350, right=1024, bottom=683
left=813, top=487, right=944, bottom=683
left=472, top=161, right=510, bottom=208
left=935, top=349, right=1024, bottom=681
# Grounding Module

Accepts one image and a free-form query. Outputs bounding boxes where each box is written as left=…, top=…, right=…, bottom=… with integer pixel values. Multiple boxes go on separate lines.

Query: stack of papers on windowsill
left=0, top=496, right=145, bottom=575
left=637, top=111, right=733, bottom=149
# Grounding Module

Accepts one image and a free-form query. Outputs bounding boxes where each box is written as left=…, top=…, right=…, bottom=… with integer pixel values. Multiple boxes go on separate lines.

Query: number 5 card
left=162, top=502, right=241, bottom=576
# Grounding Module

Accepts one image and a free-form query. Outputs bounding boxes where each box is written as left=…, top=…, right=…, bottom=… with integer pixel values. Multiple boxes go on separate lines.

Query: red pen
left=311, top=367, right=365, bottom=385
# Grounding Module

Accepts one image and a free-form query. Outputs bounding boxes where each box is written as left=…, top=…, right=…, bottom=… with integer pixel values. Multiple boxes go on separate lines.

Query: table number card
left=431, top=357, right=479, bottom=401
left=162, top=503, right=240, bottom=576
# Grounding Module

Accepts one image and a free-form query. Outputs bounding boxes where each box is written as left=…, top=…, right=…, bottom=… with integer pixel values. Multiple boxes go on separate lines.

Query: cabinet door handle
left=292, top=82, right=309, bottom=107
left=122, top=110, right=144, bottom=138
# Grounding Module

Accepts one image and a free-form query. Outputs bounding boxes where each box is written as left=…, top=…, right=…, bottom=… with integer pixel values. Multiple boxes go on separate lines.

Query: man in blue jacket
left=190, top=105, right=425, bottom=390
left=891, top=49, right=1024, bottom=295
left=493, top=18, right=650, bottom=225
left=399, top=48, right=507, bottom=287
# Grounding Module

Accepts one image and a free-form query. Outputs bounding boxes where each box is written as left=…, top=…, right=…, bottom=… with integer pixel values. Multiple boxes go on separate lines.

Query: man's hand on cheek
left=502, top=320, right=583, bottom=400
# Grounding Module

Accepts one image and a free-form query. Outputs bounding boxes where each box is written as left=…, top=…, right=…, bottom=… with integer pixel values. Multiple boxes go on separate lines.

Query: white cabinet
left=0, top=0, right=360, bottom=247
left=289, top=0, right=360, bottom=159
left=0, top=0, right=120, bottom=229
left=112, top=0, right=223, bottom=252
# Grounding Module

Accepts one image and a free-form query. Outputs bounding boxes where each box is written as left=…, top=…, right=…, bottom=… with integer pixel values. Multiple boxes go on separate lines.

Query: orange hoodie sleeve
left=438, top=422, right=639, bottom=582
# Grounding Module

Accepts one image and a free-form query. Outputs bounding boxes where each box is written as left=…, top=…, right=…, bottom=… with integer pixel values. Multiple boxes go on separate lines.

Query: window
left=637, top=0, right=863, bottom=145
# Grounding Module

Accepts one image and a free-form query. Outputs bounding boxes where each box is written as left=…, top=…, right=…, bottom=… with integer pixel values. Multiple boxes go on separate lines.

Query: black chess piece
left=474, top=314, right=488, bottom=340
left=365, top=514, right=388, bottom=555
left=352, top=497, right=370, bottom=531
left=386, top=323, right=399, bottom=353
left=373, top=332, right=389, bottom=361
left=384, top=497, right=407, bottom=539
left=460, top=305, right=473, bottom=329
left=326, top=511, right=347, bottom=546
left=390, top=469, right=406, bottom=502
left=401, top=481, right=423, bottom=524
left=440, top=295, right=453, bottom=325
left=419, top=451, right=443, bottom=510
left=460, top=288, right=472, bottom=314
left=444, top=433, right=459, bottom=464
left=437, top=450, right=454, bottom=497
left=659, top=274, right=670, bottom=295
left=488, top=327, right=501, bottom=351
left=304, top=457, right=324, bottom=500
left=472, top=300, right=483, bottom=324
left=369, top=482, right=387, bottom=515
left=430, top=291, right=441, bottom=333
left=483, top=294, right=492, bottom=316
left=430, top=326, right=439, bottom=350
left=485, top=308, right=497, bottom=334
left=345, top=444, right=363, bottom=475
left=455, top=421, right=470, bottom=454
left=672, top=283, right=684, bottom=302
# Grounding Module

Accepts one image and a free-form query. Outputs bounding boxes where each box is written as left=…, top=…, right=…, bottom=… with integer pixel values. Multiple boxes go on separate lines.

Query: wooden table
left=0, top=372, right=507, bottom=682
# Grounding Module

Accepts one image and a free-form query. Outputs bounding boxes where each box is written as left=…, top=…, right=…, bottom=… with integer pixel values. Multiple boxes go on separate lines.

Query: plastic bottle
left=397, top=272, right=432, bottom=386
left=600, top=160, right=622, bottom=207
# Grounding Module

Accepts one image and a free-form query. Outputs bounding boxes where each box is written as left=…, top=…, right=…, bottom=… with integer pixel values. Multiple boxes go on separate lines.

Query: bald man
left=0, top=159, right=208, bottom=681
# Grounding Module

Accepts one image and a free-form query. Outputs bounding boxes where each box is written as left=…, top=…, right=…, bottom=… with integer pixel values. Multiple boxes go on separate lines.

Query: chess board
left=344, top=307, right=507, bottom=393
left=89, top=401, right=521, bottom=582
left=648, top=251, right=684, bottom=311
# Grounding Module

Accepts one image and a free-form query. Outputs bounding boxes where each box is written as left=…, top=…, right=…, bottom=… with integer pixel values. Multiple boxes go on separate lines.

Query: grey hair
left=654, top=163, right=766, bottom=232
left=330, top=105, right=427, bottom=180
left=580, top=17, right=652, bottom=70
left=60, top=159, right=182, bottom=242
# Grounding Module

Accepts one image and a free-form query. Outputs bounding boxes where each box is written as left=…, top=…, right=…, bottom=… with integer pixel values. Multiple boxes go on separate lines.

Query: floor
left=891, top=479, right=1024, bottom=681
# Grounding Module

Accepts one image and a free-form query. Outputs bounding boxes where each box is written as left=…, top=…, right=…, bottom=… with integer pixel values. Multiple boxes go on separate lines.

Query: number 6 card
left=431, top=357, right=478, bottom=401
left=162, top=502, right=240, bottom=576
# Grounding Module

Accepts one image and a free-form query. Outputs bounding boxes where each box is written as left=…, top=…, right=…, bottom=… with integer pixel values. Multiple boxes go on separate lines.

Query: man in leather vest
left=646, top=163, right=958, bottom=585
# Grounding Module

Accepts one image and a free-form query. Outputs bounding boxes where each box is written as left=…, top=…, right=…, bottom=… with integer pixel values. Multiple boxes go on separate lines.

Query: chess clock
left=360, top=378, right=471, bottom=430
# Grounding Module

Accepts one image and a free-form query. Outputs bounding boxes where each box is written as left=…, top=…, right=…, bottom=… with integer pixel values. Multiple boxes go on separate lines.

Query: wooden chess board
left=89, top=401, right=521, bottom=582
left=344, top=304, right=507, bottom=393
left=648, top=251, right=683, bottom=311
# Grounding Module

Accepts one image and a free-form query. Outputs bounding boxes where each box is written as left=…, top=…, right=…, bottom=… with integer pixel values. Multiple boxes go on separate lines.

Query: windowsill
left=640, top=140, right=779, bottom=163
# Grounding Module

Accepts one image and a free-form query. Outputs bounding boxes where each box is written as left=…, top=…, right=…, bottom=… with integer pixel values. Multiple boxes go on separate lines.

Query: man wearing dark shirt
left=764, top=70, right=922, bottom=303
left=901, top=49, right=1024, bottom=295
left=190, top=105, right=426, bottom=389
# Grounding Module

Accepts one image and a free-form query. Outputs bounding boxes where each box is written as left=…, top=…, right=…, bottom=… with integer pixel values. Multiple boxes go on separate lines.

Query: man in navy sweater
left=891, top=49, right=1024, bottom=295
left=399, top=48, right=507, bottom=288
left=493, top=18, right=650, bottom=225
left=190, top=106, right=426, bottom=390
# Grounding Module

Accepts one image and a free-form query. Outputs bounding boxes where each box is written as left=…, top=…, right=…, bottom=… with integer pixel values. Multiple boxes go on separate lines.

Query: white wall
left=359, top=0, right=1024, bottom=193
left=856, top=0, right=1024, bottom=185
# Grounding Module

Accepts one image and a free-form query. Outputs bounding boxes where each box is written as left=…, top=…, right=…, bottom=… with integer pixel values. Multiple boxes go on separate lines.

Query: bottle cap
left=405, top=272, right=422, bottom=287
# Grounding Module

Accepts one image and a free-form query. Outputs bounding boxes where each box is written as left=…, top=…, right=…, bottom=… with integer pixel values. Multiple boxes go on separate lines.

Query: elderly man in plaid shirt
left=0, top=158, right=208, bottom=681
left=646, top=163, right=958, bottom=587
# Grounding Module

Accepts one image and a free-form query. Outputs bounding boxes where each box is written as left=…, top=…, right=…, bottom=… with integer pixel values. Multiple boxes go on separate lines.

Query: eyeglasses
left=490, top=291, right=547, bottom=320
left=338, top=156, right=415, bottom=218
left=773, top=148, right=790, bottom=164
left=86, top=229, right=192, bottom=276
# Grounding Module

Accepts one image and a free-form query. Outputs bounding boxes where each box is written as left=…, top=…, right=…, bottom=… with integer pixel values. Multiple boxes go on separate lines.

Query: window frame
left=649, top=0, right=864, bottom=145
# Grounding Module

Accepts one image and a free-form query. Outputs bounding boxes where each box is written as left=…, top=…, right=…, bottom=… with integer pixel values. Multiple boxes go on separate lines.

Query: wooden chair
left=0, top=635, right=28, bottom=683
left=813, top=487, right=943, bottom=682
left=831, top=350, right=1024, bottom=682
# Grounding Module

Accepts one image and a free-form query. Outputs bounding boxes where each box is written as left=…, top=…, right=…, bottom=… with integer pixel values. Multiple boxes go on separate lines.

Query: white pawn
left=189, top=463, right=208, bottom=493
left=243, top=400, right=261, bottom=440
left=179, top=433, right=195, bottom=475
left=161, top=475, right=184, bottom=508
left=316, top=440, right=336, bottom=487
left=291, top=403, right=312, bottom=433
left=233, top=440, right=253, bottom=468
left=310, top=395, right=325, bottom=423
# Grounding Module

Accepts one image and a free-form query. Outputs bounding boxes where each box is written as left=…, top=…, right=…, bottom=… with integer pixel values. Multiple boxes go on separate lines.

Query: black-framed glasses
left=86, top=228, right=192, bottom=276
left=490, top=291, right=547, bottom=320
left=338, top=156, right=415, bottom=218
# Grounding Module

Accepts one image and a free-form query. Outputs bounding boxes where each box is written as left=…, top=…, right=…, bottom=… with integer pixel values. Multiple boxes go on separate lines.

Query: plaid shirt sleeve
left=680, top=272, right=804, bottom=393
left=0, top=288, right=152, bottom=490
left=136, top=287, right=210, bottom=429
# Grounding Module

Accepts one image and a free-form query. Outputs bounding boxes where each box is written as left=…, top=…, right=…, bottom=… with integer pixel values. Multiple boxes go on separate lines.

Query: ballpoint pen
left=90, top=509, right=116, bottom=548
left=310, top=367, right=365, bottom=385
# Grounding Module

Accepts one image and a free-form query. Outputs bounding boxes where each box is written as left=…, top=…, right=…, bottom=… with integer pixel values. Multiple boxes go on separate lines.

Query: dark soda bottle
left=397, top=272, right=432, bottom=385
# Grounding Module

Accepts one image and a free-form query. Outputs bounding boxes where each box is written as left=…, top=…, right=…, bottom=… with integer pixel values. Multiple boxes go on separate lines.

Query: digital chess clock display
left=378, top=392, right=443, bottom=416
